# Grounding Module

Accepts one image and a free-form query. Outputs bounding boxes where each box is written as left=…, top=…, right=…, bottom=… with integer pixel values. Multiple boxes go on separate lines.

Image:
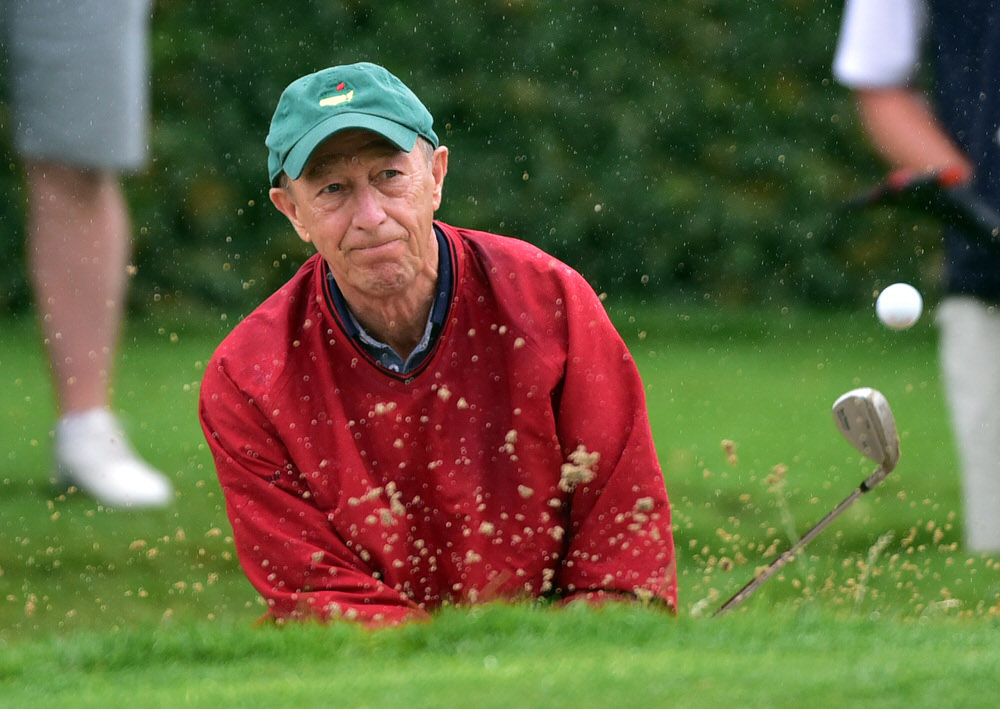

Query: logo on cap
left=319, top=81, right=354, bottom=107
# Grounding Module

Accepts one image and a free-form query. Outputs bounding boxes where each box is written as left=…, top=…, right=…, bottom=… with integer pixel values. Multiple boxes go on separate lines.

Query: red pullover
left=199, top=222, right=676, bottom=626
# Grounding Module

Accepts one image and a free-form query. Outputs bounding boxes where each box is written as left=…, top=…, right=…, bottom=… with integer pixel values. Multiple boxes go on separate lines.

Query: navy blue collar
left=324, top=225, right=452, bottom=374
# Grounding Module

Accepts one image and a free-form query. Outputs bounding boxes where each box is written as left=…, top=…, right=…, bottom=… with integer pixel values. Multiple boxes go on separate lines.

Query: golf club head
left=832, top=387, right=900, bottom=471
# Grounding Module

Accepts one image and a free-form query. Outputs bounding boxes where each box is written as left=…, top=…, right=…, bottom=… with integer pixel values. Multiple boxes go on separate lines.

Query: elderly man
left=199, top=62, right=677, bottom=626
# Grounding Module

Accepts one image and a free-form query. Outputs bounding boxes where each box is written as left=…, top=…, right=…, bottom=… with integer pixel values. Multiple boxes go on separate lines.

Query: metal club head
left=832, top=387, right=900, bottom=472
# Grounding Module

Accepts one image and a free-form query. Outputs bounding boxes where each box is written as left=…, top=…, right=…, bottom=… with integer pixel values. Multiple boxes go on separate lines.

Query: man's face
left=270, top=129, right=448, bottom=303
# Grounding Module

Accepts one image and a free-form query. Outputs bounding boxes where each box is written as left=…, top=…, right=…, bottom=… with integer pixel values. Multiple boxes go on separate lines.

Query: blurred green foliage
left=0, top=0, right=944, bottom=317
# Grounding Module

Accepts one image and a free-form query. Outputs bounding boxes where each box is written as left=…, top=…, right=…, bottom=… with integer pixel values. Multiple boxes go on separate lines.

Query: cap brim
left=281, top=113, right=419, bottom=182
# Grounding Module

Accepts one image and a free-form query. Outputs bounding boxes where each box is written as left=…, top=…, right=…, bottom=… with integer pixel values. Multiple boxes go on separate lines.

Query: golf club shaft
left=842, top=169, right=1000, bottom=246
left=713, top=468, right=882, bottom=617
left=841, top=172, right=940, bottom=210
left=941, top=185, right=1000, bottom=243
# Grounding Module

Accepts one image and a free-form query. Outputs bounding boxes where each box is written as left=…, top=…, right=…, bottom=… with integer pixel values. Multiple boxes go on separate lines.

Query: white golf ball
left=876, top=283, right=923, bottom=330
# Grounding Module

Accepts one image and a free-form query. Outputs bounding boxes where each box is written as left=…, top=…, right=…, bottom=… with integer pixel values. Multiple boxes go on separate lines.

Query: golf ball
left=876, top=282, right=923, bottom=330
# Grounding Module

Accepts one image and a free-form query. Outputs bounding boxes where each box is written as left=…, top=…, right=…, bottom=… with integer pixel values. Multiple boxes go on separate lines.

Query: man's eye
left=382, top=169, right=400, bottom=179
left=322, top=183, right=342, bottom=194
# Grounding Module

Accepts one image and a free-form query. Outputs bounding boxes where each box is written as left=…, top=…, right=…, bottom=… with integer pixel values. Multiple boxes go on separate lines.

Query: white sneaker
left=54, top=408, right=173, bottom=509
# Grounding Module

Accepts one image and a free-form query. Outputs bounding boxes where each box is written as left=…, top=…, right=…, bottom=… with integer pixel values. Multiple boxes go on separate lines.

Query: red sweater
left=199, top=222, right=676, bottom=626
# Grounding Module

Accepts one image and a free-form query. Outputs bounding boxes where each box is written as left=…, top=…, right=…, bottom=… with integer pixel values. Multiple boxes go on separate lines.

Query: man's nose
left=351, top=184, right=387, bottom=228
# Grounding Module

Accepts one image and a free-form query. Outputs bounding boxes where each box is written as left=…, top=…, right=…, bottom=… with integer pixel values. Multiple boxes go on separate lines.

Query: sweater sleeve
left=550, top=274, right=678, bottom=611
left=199, top=358, right=429, bottom=627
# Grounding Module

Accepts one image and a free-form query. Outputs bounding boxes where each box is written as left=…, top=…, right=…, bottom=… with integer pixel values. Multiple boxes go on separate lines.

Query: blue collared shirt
left=325, top=225, right=452, bottom=374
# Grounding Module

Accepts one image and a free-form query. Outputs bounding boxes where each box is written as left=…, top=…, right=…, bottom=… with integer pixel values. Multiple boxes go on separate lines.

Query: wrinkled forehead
left=302, top=129, right=403, bottom=177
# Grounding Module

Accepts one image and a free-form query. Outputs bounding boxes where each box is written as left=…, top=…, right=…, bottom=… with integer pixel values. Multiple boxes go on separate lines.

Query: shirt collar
left=324, top=225, right=452, bottom=373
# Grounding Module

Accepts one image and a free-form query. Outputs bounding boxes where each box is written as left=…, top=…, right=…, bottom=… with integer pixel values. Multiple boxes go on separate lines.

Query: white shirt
left=832, top=0, right=927, bottom=88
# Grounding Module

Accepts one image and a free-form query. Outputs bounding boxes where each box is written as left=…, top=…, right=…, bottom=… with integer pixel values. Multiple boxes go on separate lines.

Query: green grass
left=2, top=303, right=999, bottom=706
left=1, top=313, right=261, bottom=635
left=2, top=604, right=999, bottom=708
left=610, top=301, right=994, bottom=618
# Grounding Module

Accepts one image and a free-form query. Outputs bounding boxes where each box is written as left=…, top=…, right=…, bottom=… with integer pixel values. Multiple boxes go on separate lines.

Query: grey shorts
left=2, top=0, right=152, bottom=170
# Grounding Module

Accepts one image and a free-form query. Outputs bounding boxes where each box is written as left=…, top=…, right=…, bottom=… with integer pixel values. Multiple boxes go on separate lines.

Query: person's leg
left=24, top=163, right=128, bottom=415
left=23, top=161, right=171, bottom=508
left=11, top=0, right=169, bottom=508
left=937, top=296, right=1000, bottom=552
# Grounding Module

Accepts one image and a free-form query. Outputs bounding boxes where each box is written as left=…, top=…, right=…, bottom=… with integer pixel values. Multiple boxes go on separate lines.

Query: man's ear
left=269, top=186, right=311, bottom=243
left=430, top=146, right=448, bottom=211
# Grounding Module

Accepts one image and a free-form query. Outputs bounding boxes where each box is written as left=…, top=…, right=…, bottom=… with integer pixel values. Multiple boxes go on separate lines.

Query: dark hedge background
left=0, top=0, right=945, bottom=320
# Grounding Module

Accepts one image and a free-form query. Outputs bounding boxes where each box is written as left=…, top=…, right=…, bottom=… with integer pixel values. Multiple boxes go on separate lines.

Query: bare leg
left=24, top=160, right=171, bottom=508
left=24, top=161, right=128, bottom=415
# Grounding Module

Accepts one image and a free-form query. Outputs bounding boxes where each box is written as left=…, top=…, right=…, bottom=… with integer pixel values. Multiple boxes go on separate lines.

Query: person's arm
left=833, top=0, right=973, bottom=181
left=199, top=358, right=430, bottom=627
left=854, top=87, right=973, bottom=181
left=549, top=274, right=678, bottom=611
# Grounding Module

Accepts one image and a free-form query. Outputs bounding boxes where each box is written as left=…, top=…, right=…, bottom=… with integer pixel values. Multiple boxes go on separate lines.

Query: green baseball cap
left=266, top=62, right=439, bottom=186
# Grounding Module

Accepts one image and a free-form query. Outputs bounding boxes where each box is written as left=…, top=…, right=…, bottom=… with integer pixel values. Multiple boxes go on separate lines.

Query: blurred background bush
left=0, top=0, right=944, bottom=320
